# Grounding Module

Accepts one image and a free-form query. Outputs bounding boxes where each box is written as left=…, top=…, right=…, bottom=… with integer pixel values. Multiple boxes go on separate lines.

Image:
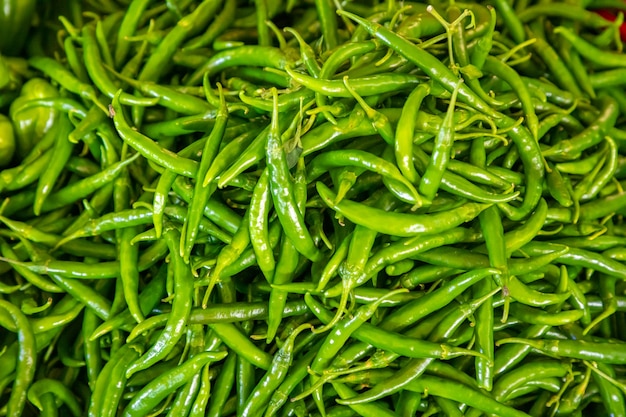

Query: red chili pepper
left=595, top=9, right=626, bottom=41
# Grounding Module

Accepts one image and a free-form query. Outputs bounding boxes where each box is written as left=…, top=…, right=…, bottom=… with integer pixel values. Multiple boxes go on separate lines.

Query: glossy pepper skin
left=0, top=113, right=15, bottom=167
left=0, top=55, right=26, bottom=110
left=9, top=78, right=58, bottom=158
left=0, top=0, right=37, bottom=56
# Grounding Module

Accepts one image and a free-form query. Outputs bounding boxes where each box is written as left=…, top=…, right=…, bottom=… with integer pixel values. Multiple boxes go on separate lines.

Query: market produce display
left=2, top=0, right=626, bottom=415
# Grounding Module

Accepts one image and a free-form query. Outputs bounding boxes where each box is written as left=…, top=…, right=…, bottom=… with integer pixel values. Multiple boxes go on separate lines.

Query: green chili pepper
left=122, top=351, right=228, bottom=417
left=266, top=89, right=321, bottom=262
left=0, top=299, right=36, bottom=417
left=125, top=225, right=193, bottom=378
left=317, top=182, right=489, bottom=237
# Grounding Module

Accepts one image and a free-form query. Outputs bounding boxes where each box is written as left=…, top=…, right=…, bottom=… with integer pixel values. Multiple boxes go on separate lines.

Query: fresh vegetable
left=1, top=1, right=626, bottom=416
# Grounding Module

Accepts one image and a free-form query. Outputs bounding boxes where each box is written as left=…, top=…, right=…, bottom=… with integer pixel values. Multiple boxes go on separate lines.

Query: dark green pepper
left=0, top=0, right=37, bottom=56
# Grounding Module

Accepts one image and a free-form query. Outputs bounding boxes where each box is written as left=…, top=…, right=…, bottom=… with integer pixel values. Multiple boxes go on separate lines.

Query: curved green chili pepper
left=0, top=300, right=36, bottom=417
left=125, top=225, right=193, bottom=378
left=317, top=182, right=490, bottom=237
left=122, top=351, right=228, bottom=417
left=267, top=89, right=321, bottom=262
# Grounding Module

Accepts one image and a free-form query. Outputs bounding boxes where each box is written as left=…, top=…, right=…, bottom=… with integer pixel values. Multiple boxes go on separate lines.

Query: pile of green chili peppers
left=2, top=0, right=626, bottom=415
